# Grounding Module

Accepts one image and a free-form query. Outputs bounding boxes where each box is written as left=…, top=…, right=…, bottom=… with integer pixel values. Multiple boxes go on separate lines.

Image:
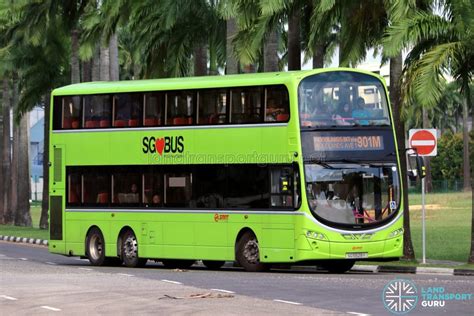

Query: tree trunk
left=312, top=40, right=325, bottom=69
left=209, top=40, right=218, bottom=76
left=71, top=29, right=81, bottom=84
left=1, top=78, right=12, bottom=224
left=193, top=44, right=207, bottom=76
left=99, top=40, right=110, bottom=81
left=390, top=54, right=415, bottom=260
left=226, top=18, right=239, bottom=75
left=109, top=33, right=120, bottom=81
left=10, top=117, right=19, bottom=223
left=0, top=78, right=6, bottom=223
left=40, top=93, right=50, bottom=229
left=422, top=108, right=433, bottom=192
left=288, top=8, right=301, bottom=71
left=462, top=92, right=471, bottom=191
left=264, top=28, right=279, bottom=72
left=14, top=113, right=32, bottom=227
left=92, top=44, right=101, bottom=81
left=82, top=60, right=92, bottom=82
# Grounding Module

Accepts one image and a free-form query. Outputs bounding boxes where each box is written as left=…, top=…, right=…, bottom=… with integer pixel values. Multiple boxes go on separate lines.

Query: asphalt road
left=1, top=241, right=473, bottom=315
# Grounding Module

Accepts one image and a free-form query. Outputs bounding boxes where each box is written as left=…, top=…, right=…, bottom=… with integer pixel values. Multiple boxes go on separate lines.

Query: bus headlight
left=306, top=230, right=326, bottom=240
left=388, top=228, right=404, bottom=238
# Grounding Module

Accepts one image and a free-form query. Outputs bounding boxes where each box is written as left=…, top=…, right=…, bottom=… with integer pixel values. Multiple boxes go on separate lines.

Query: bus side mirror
left=416, top=156, right=426, bottom=179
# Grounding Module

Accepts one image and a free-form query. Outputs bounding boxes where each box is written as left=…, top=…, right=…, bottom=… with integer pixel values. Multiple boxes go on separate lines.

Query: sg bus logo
left=142, top=136, right=184, bottom=155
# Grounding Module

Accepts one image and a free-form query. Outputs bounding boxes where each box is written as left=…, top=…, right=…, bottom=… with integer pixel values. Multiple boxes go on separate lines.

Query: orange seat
left=129, top=119, right=139, bottom=127
left=144, top=118, right=157, bottom=126
left=71, top=119, right=80, bottom=129
left=100, top=120, right=110, bottom=127
left=85, top=120, right=99, bottom=128
left=173, top=117, right=188, bottom=125
left=276, top=114, right=289, bottom=122
left=97, top=192, right=109, bottom=204
left=63, top=118, right=72, bottom=129
left=114, top=120, right=127, bottom=127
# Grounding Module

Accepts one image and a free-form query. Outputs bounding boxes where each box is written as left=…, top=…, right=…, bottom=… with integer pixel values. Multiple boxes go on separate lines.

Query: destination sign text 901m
left=313, top=136, right=384, bottom=151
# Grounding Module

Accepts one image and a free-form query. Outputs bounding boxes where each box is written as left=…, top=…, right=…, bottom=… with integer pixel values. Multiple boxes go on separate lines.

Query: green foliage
left=430, top=132, right=463, bottom=181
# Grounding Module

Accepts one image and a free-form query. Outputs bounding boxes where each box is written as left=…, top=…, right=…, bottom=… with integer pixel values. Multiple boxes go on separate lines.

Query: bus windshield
left=305, top=162, right=400, bottom=227
left=299, top=71, right=390, bottom=128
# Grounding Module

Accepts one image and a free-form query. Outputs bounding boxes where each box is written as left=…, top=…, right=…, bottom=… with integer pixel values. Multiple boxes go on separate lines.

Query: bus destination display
left=313, top=135, right=384, bottom=151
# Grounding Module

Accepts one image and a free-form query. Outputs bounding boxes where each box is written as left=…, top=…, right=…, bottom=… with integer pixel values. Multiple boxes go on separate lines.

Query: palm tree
left=384, top=0, right=472, bottom=191
left=383, top=0, right=473, bottom=262
left=0, top=77, right=12, bottom=224
left=2, top=0, right=70, bottom=227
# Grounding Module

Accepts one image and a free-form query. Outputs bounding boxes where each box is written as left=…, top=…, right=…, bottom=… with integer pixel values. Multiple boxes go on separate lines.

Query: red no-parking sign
left=408, top=129, right=438, bottom=156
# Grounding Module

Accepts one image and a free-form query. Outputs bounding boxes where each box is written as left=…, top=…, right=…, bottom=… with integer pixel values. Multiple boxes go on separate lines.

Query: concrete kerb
left=0, top=235, right=48, bottom=247
left=0, top=235, right=472, bottom=275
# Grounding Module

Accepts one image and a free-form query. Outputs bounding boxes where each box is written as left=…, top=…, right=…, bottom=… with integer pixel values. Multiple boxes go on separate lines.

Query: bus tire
left=202, top=260, right=225, bottom=270
left=86, top=227, right=107, bottom=266
left=236, top=231, right=269, bottom=272
left=319, top=260, right=355, bottom=273
left=161, top=259, right=195, bottom=269
left=120, top=230, right=147, bottom=268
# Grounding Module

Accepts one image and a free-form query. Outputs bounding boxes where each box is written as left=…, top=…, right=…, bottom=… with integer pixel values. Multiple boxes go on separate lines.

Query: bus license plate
left=345, top=252, right=368, bottom=259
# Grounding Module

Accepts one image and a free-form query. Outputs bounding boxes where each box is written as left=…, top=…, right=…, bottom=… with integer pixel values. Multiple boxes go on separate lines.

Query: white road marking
left=41, top=306, right=61, bottom=312
left=19, top=258, right=28, bottom=261
left=211, top=289, right=235, bottom=294
left=347, top=312, right=371, bottom=316
left=78, top=267, right=93, bottom=271
left=161, top=279, right=182, bottom=285
left=0, top=295, right=18, bottom=301
left=45, top=262, right=57, bottom=265
left=0, top=254, right=5, bottom=256
left=75, top=258, right=88, bottom=261
left=210, top=289, right=235, bottom=294
left=117, top=273, right=134, bottom=277
left=273, top=299, right=301, bottom=305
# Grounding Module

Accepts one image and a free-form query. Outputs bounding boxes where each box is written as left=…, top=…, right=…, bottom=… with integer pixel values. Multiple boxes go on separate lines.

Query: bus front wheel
left=236, top=231, right=269, bottom=272
left=120, top=230, right=147, bottom=268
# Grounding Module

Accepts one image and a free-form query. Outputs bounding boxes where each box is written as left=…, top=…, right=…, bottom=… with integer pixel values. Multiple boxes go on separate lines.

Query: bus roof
left=52, top=68, right=383, bottom=96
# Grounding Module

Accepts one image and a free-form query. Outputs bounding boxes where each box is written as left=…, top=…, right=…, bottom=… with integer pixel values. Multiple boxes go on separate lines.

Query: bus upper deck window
left=114, top=93, right=143, bottom=128
left=198, top=89, right=227, bottom=125
left=62, top=96, right=82, bottom=129
left=265, top=86, right=289, bottom=122
left=167, top=91, right=195, bottom=126
left=144, top=93, right=164, bottom=126
left=84, top=95, right=112, bottom=129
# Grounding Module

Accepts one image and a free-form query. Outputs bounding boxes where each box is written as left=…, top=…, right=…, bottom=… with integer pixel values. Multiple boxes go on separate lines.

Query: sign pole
left=421, top=176, right=426, bottom=264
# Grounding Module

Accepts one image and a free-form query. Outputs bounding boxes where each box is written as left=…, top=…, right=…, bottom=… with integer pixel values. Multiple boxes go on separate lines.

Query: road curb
left=0, top=235, right=48, bottom=247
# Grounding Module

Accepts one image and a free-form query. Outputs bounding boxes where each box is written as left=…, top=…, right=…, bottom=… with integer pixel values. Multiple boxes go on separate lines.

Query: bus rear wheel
left=120, top=230, right=147, bottom=268
left=86, top=227, right=107, bottom=266
left=319, top=260, right=355, bottom=273
left=202, top=260, right=225, bottom=270
left=236, top=231, right=269, bottom=272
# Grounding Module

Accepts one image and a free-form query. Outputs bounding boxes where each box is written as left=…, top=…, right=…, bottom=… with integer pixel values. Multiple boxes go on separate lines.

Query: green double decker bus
left=49, top=68, right=403, bottom=273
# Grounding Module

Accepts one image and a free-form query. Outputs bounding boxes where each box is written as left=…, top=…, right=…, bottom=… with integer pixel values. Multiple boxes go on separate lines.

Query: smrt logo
left=142, top=136, right=184, bottom=156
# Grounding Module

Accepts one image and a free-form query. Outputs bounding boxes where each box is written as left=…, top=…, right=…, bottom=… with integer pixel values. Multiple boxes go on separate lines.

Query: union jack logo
left=382, top=279, right=418, bottom=314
